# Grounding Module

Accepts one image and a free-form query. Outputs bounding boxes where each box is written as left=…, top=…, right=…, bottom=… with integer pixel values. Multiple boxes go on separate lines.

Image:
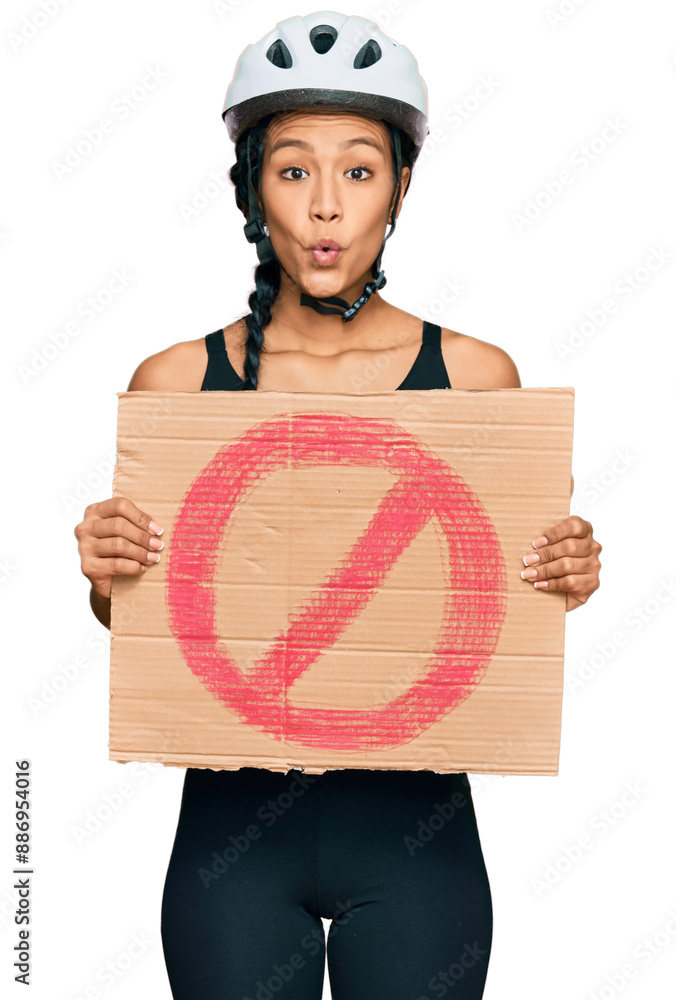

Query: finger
left=87, top=553, right=151, bottom=599
left=521, top=554, right=595, bottom=585
left=532, top=572, right=599, bottom=603
left=92, top=533, right=163, bottom=568
left=532, top=515, right=593, bottom=549
left=91, top=506, right=165, bottom=556
left=89, top=496, right=164, bottom=537
left=523, top=531, right=597, bottom=568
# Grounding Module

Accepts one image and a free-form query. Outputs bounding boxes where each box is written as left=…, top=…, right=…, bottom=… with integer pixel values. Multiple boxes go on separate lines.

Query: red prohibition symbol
left=166, top=412, right=507, bottom=753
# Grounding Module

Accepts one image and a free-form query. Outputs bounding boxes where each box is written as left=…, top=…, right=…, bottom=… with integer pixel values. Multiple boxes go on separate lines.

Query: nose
left=309, top=169, right=343, bottom=224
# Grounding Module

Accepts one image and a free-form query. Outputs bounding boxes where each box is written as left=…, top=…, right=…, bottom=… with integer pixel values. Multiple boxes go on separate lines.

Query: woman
left=74, top=12, right=602, bottom=998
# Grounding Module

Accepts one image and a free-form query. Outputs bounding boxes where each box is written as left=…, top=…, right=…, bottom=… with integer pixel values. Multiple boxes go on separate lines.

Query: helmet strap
left=243, top=131, right=280, bottom=267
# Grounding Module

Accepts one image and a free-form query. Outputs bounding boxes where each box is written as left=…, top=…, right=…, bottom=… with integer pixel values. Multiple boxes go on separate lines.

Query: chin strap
left=299, top=270, right=387, bottom=319
left=243, top=127, right=403, bottom=322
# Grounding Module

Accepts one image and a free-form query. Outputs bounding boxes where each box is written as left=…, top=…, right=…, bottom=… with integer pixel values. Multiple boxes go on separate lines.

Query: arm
left=76, top=349, right=183, bottom=629
left=90, top=585, right=112, bottom=630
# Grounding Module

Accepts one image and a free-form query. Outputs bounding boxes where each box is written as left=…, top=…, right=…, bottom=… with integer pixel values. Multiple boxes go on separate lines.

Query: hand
left=520, top=515, right=602, bottom=612
left=74, top=497, right=165, bottom=600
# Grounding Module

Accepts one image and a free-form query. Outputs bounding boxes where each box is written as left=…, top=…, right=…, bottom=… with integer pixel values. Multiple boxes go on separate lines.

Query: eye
left=280, top=166, right=308, bottom=180
left=279, top=165, right=373, bottom=181
left=346, top=165, right=371, bottom=181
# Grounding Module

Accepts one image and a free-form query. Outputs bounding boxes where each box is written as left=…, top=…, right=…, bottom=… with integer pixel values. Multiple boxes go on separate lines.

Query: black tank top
left=200, top=319, right=452, bottom=391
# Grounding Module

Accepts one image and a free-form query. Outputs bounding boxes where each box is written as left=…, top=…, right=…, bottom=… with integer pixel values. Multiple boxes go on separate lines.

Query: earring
left=263, top=221, right=269, bottom=237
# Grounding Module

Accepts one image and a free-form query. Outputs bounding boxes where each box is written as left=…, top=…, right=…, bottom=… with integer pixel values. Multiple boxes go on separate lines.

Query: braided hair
left=229, top=112, right=415, bottom=388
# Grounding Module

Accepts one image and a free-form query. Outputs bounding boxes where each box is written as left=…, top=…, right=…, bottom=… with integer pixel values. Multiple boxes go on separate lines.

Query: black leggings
left=161, top=766, right=493, bottom=999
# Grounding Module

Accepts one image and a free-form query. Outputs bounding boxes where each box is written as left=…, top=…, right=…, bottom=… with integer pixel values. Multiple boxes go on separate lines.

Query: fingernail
left=149, top=521, right=164, bottom=535
left=533, top=536, right=548, bottom=548
left=523, top=553, right=540, bottom=566
left=521, top=568, right=538, bottom=580
left=149, top=537, right=164, bottom=551
left=146, top=551, right=161, bottom=563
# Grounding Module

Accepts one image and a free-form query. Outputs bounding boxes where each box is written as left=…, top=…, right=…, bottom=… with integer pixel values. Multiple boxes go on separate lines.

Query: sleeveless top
left=200, top=319, right=452, bottom=391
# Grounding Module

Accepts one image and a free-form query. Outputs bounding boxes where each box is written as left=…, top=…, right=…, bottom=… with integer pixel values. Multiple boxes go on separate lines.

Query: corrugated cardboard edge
left=107, top=752, right=559, bottom=777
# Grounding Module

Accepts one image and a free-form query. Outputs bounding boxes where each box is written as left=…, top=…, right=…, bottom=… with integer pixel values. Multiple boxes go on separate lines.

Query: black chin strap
left=243, top=126, right=403, bottom=323
left=299, top=292, right=352, bottom=316
left=299, top=270, right=387, bottom=319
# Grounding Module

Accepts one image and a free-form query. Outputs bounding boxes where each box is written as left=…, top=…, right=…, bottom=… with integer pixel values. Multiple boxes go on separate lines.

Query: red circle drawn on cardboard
left=166, top=412, right=507, bottom=753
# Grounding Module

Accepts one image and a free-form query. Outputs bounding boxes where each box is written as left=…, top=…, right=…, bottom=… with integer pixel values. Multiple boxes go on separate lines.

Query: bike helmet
left=222, top=10, right=429, bottom=321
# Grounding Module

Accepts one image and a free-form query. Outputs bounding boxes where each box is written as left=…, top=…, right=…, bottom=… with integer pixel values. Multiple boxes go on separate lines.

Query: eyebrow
left=268, top=136, right=386, bottom=156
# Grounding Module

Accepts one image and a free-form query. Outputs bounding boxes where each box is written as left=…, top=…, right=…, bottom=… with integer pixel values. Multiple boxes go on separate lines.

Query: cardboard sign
left=109, top=387, right=574, bottom=775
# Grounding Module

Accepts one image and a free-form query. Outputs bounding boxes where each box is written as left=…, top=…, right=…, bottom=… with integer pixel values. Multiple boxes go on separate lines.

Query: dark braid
left=229, top=113, right=279, bottom=389
left=229, top=113, right=414, bottom=388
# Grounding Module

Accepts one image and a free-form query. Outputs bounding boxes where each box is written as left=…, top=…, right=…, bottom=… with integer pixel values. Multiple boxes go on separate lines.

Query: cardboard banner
left=109, top=387, right=574, bottom=775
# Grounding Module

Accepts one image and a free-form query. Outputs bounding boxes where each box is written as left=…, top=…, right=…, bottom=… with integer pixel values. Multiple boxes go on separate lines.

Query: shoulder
left=439, top=327, right=521, bottom=390
left=126, top=335, right=209, bottom=391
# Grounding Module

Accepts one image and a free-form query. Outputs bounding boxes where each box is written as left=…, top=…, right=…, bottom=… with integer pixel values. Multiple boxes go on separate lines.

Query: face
left=257, top=110, right=410, bottom=303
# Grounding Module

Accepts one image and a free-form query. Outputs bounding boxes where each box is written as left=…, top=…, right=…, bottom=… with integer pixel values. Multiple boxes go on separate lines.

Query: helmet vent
left=266, top=39, right=293, bottom=68
left=309, top=24, right=337, bottom=54
left=353, top=39, right=382, bottom=69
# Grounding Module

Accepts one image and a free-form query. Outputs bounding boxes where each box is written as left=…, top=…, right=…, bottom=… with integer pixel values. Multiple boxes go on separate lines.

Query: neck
left=265, top=267, right=390, bottom=353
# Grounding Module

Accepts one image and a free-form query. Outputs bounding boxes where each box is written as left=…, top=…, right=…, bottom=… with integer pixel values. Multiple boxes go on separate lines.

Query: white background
left=2, top=1, right=675, bottom=998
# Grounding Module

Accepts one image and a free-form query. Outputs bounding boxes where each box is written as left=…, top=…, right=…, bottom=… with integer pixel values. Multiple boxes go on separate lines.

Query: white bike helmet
left=222, top=10, right=430, bottom=321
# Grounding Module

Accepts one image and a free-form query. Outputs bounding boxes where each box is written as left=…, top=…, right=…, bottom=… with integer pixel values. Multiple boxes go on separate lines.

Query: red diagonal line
left=249, top=475, right=433, bottom=691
